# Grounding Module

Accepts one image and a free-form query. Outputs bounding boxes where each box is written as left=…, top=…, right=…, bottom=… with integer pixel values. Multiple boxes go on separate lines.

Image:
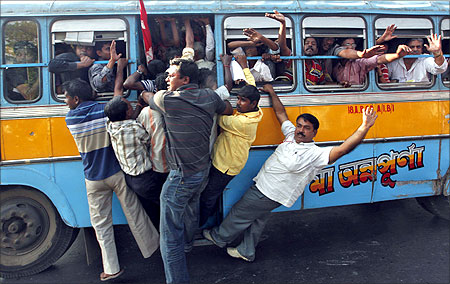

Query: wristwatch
left=136, top=70, right=143, bottom=75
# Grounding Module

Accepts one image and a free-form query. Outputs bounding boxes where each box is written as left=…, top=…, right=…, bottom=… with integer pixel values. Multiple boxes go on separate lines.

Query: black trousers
left=125, top=169, right=168, bottom=230
left=199, top=166, right=234, bottom=227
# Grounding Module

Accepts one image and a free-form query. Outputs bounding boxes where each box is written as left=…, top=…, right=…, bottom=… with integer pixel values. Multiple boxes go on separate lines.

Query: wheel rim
left=1, top=196, right=50, bottom=257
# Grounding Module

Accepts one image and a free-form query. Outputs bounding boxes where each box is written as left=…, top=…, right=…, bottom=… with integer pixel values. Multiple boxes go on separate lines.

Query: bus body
left=1, top=0, right=449, bottom=278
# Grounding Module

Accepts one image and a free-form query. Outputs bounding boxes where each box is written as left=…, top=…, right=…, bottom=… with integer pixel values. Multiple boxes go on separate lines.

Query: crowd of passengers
left=47, top=12, right=448, bottom=283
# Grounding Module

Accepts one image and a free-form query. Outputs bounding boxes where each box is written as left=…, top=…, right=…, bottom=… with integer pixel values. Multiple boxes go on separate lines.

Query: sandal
left=100, top=269, right=124, bottom=281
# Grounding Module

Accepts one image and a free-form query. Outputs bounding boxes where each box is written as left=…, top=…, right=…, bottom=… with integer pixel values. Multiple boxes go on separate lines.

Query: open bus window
left=441, top=18, right=450, bottom=88
left=302, top=16, right=368, bottom=92
left=3, top=20, right=41, bottom=103
left=374, top=17, right=438, bottom=89
left=50, top=18, right=129, bottom=101
left=223, top=15, right=294, bottom=92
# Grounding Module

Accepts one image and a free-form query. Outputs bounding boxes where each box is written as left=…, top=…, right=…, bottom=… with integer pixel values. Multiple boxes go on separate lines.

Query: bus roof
left=1, top=1, right=449, bottom=17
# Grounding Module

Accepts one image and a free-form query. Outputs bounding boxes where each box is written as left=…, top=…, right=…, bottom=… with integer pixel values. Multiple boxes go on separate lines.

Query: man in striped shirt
left=64, top=78, right=159, bottom=282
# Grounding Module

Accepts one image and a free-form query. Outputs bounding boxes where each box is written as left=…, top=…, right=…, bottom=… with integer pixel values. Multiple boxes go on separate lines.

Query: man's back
left=150, top=83, right=225, bottom=176
left=66, top=101, right=121, bottom=180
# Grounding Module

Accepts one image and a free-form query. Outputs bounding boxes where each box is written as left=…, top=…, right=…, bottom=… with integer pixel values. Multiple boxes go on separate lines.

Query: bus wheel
left=416, top=195, right=450, bottom=221
left=0, top=187, right=79, bottom=279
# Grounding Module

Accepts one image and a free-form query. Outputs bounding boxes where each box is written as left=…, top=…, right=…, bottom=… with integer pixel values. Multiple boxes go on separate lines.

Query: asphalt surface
left=2, top=198, right=449, bottom=284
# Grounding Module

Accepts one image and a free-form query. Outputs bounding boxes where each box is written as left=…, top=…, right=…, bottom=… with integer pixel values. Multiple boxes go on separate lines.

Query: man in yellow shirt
left=199, top=84, right=263, bottom=227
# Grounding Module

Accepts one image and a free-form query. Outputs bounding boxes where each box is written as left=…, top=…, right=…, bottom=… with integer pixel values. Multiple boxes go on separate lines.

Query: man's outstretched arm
left=328, top=107, right=377, bottom=164
left=263, top=84, right=288, bottom=125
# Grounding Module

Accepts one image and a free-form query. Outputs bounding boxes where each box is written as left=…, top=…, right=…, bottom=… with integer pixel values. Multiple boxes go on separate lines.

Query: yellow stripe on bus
left=1, top=100, right=449, bottom=161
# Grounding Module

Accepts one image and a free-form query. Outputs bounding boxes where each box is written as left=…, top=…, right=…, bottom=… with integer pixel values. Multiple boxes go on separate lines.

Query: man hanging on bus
left=144, top=57, right=232, bottom=284
left=203, top=83, right=377, bottom=263
left=63, top=78, right=159, bottom=281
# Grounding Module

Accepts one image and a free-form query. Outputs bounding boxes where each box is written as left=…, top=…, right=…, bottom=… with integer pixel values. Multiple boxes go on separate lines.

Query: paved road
left=2, top=198, right=449, bottom=284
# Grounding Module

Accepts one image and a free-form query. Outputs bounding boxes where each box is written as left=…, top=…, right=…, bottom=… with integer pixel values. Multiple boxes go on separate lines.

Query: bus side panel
left=53, top=161, right=129, bottom=227
left=440, top=138, right=450, bottom=196
left=1, top=162, right=129, bottom=228
left=0, top=164, right=78, bottom=226
left=372, top=140, right=438, bottom=202
left=304, top=143, right=375, bottom=209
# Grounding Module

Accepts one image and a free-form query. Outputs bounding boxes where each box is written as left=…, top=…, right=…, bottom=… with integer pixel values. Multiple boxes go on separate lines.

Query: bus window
left=50, top=18, right=128, bottom=100
left=223, top=15, right=294, bottom=92
left=3, top=20, right=41, bottom=103
left=441, top=18, right=450, bottom=88
left=302, top=16, right=367, bottom=92
left=374, top=17, right=436, bottom=89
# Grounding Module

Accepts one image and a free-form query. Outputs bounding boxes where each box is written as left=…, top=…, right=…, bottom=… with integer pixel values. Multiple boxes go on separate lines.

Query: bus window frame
left=440, top=17, right=450, bottom=88
left=222, top=13, right=297, bottom=93
left=300, top=14, right=370, bottom=93
left=373, top=15, right=437, bottom=90
left=2, top=18, right=43, bottom=104
left=49, top=16, right=130, bottom=103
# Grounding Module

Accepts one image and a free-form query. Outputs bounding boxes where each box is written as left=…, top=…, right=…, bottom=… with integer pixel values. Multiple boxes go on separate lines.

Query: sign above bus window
left=375, top=18, right=433, bottom=38
left=51, top=18, right=127, bottom=45
left=302, top=16, right=365, bottom=38
left=224, top=16, right=292, bottom=40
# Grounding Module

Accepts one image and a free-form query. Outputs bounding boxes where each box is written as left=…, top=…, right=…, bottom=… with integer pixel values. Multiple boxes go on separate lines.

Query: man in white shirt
left=387, top=34, right=448, bottom=83
left=203, top=84, right=377, bottom=262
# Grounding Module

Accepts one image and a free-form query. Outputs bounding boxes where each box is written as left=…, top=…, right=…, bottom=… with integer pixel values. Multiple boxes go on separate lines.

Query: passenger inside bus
left=384, top=35, right=448, bottom=83
left=48, top=44, right=95, bottom=93
left=5, top=41, right=39, bottom=101
left=332, top=36, right=412, bottom=87
left=88, top=40, right=124, bottom=93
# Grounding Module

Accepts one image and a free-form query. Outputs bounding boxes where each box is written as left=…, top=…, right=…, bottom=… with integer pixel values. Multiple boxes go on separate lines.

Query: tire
left=0, top=187, right=79, bottom=279
left=416, top=195, right=450, bottom=221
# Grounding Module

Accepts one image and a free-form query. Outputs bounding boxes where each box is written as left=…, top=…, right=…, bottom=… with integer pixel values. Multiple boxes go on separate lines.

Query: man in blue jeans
left=142, top=58, right=232, bottom=284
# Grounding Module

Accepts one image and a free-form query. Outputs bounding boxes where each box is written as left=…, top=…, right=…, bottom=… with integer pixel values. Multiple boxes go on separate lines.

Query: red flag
left=139, top=0, right=153, bottom=63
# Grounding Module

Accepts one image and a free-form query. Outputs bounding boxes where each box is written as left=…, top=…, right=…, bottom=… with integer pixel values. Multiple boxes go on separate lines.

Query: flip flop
left=100, top=269, right=124, bottom=281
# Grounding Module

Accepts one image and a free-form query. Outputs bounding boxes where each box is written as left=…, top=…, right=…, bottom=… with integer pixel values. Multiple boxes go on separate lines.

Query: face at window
left=75, top=45, right=95, bottom=58
left=304, top=38, right=318, bottom=56
left=96, top=43, right=111, bottom=60
left=321, top=37, right=335, bottom=52
left=15, top=49, right=37, bottom=63
left=236, top=95, right=256, bottom=113
left=245, top=46, right=258, bottom=57
left=408, top=40, right=423, bottom=55
left=341, top=38, right=357, bottom=50
left=294, top=117, right=317, bottom=143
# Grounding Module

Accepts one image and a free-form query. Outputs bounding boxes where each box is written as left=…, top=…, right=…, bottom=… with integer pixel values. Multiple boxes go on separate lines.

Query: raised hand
left=424, top=34, right=443, bottom=56
left=377, top=24, right=398, bottom=44
left=265, top=10, right=285, bottom=24
left=243, top=28, right=264, bottom=45
left=362, top=106, right=377, bottom=129
left=110, top=40, right=122, bottom=62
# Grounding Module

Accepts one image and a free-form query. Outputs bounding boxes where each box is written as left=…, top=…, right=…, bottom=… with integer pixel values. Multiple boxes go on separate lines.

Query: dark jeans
left=199, top=166, right=234, bottom=227
left=125, top=169, right=168, bottom=230
left=160, top=168, right=209, bottom=284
